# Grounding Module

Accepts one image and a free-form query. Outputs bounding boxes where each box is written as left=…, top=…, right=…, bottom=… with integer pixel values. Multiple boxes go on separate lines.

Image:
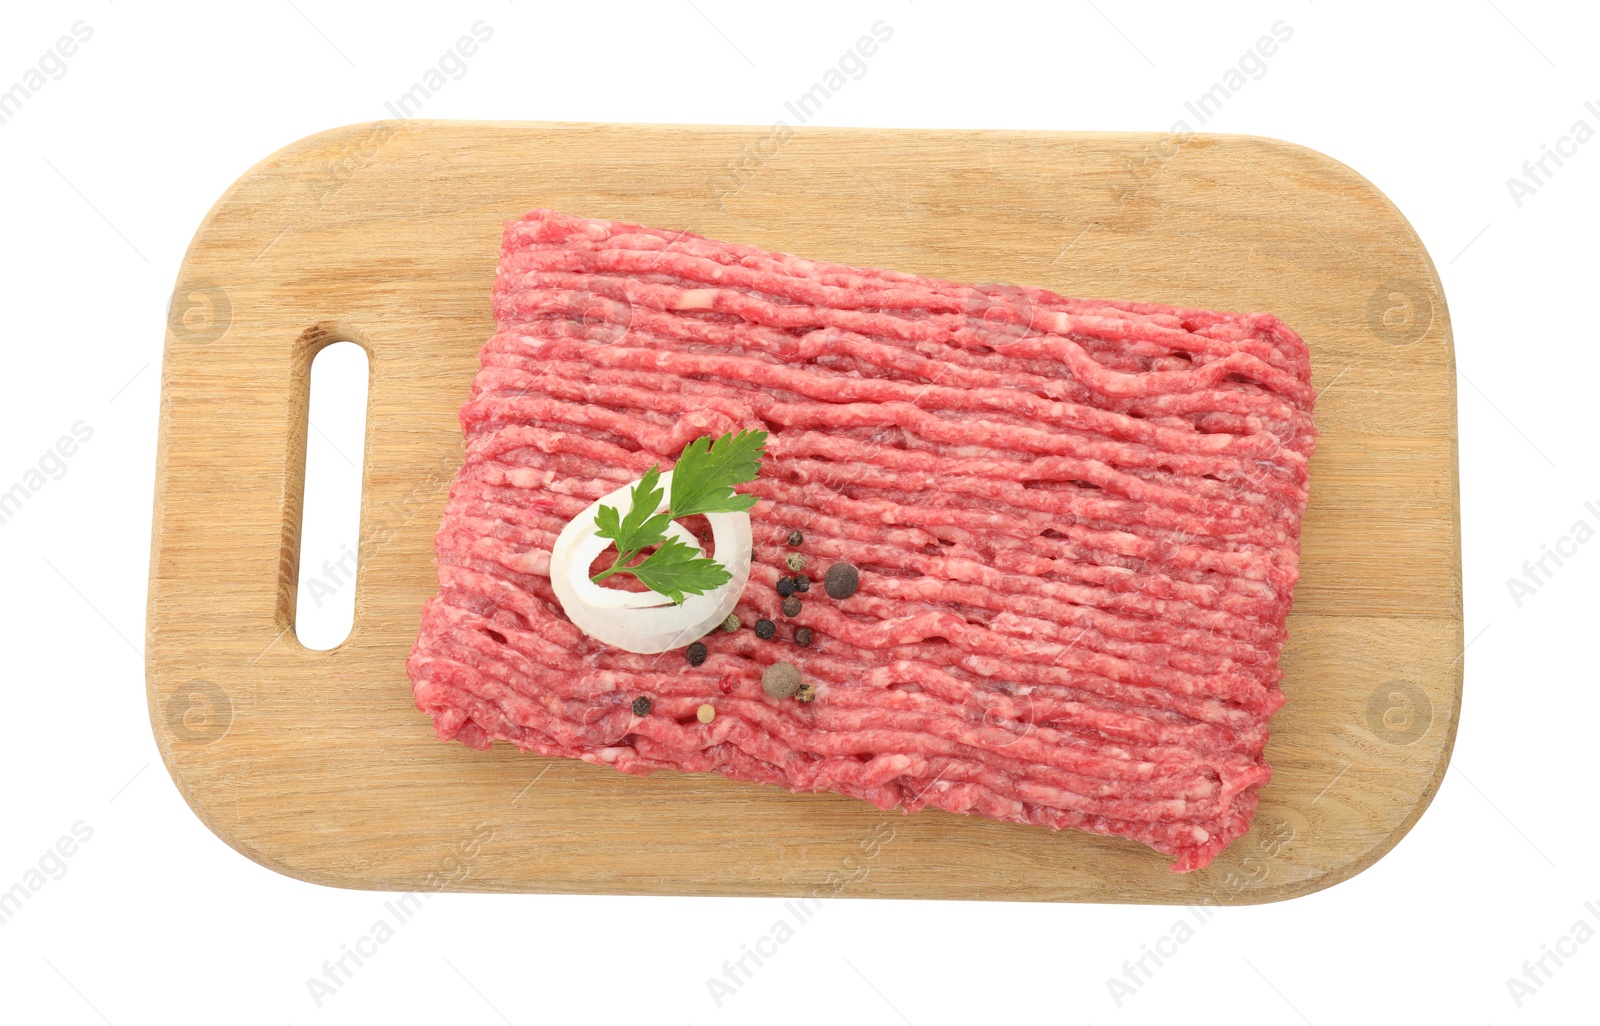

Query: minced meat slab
left=407, top=209, right=1316, bottom=872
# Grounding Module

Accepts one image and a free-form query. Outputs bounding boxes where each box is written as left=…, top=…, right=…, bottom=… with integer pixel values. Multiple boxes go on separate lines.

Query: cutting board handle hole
left=294, top=338, right=370, bottom=650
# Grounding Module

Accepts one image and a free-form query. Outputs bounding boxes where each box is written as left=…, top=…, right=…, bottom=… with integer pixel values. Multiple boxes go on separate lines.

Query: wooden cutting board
left=148, top=121, right=1460, bottom=903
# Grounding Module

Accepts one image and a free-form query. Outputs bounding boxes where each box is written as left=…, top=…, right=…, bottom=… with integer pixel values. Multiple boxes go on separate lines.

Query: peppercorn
left=794, top=626, right=813, bottom=648
left=784, top=552, right=806, bottom=572
left=697, top=703, right=716, bottom=723
left=775, top=576, right=796, bottom=598
left=754, top=618, right=776, bottom=640
left=762, top=661, right=802, bottom=699
left=824, top=561, right=860, bottom=599
left=721, top=613, right=741, bottom=633
left=793, top=574, right=810, bottom=593
left=685, top=642, right=708, bottom=666
left=787, top=530, right=804, bottom=546
left=795, top=683, right=817, bottom=703
left=631, top=695, right=653, bottom=716
left=781, top=595, right=801, bottom=617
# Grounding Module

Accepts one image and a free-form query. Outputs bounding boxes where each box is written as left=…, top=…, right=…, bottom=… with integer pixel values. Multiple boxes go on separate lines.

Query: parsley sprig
left=590, top=429, right=767, bottom=603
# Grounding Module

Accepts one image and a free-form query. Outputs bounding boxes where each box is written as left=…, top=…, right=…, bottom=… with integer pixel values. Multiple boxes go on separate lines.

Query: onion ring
left=548, top=471, right=752, bottom=653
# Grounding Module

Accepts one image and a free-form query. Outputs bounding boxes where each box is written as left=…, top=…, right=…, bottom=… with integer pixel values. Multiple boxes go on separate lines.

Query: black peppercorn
left=775, top=576, right=796, bottom=598
left=686, top=642, right=708, bottom=666
left=754, top=618, right=776, bottom=640
left=793, top=574, right=810, bottom=593
left=631, top=696, right=653, bottom=716
left=824, top=562, right=860, bottom=600
left=781, top=595, right=801, bottom=617
left=794, top=627, right=813, bottom=647
left=787, top=530, right=804, bottom=546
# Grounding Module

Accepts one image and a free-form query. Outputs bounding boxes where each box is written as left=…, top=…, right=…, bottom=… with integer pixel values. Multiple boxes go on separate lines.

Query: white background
left=1, top=1, right=1595, bottom=1023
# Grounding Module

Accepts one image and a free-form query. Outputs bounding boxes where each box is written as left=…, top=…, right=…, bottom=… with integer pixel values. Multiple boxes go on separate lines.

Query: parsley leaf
left=614, top=464, right=672, bottom=548
left=625, top=535, right=733, bottom=604
left=669, top=429, right=768, bottom=519
left=588, top=430, right=767, bottom=602
left=591, top=465, right=671, bottom=584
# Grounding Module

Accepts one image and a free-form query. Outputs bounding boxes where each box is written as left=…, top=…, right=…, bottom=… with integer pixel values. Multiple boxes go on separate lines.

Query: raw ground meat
left=407, top=209, right=1316, bottom=872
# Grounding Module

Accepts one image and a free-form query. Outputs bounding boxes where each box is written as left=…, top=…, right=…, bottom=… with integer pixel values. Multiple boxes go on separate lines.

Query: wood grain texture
left=147, top=121, right=1461, bottom=903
